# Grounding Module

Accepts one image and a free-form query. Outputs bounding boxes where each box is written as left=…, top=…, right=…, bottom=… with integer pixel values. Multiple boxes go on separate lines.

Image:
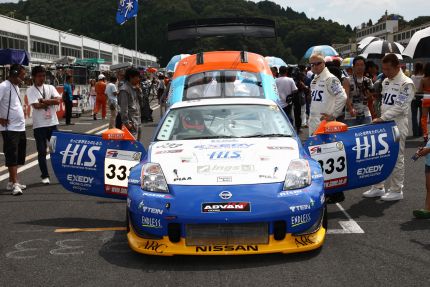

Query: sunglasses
left=310, top=62, right=323, bottom=67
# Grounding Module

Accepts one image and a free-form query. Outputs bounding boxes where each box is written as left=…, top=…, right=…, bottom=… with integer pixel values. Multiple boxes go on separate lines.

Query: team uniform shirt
left=27, top=84, right=61, bottom=129
left=95, top=81, right=107, bottom=100
left=380, top=70, right=415, bottom=122
left=0, top=80, right=25, bottom=132
left=63, top=83, right=73, bottom=101
left=345, top=76, right=373, bottom=120
left=275, top=76, right=298, bottom=108
left=308, top=68, right=347, bottom=135
left=106, top=83, right=118, bottom=105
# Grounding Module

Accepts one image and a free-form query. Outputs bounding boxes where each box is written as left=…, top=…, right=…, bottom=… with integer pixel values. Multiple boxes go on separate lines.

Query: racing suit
left=309, top=67, right=347, bottom=136
left=374, top=70, right=415, bottom=193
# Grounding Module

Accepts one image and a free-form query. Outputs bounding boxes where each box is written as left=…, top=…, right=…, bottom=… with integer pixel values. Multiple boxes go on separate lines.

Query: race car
left=50, top=96, right=400, bottom=256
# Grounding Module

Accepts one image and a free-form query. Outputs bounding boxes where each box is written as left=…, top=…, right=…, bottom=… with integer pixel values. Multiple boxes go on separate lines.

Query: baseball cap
left=98, top=74, right=106, bottom=80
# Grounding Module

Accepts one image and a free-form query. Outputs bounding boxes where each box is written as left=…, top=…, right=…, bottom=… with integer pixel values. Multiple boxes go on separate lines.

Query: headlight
left=141, top=163, right=169, bottom=193
left=283, top=159, right=311, bottom=190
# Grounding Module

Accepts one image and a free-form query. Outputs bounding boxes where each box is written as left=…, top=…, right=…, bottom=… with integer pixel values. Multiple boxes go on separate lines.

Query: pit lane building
left=0, top=14, right=158, bottom=67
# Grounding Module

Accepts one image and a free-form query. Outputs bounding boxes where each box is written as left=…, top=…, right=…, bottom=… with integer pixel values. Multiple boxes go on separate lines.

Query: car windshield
left=183, top=70, right=264, bottom=100
left=156, top=104, right=294, bottom=141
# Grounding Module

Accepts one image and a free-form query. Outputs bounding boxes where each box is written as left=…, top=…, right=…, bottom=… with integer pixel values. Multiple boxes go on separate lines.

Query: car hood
left=149, top=138, right=300, bottom=185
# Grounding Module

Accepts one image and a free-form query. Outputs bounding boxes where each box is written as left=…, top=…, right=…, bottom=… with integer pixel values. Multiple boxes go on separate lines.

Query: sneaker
left=12, top=183, right=23, bottom=196
left=381, top=191, right=403, bottom=201
left=6, top=182, right=27, bottom=191
left=413, top=209, right=430, bottom=219
left=41, top=177, right=50, bottom=185
left=362, top=187, right=385, bottom=198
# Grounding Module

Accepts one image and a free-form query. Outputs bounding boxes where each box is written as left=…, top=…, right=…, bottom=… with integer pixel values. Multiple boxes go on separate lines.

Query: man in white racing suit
left=308, top=53, right=347, bottom=136
left=363, top=54, right=415, bottom=201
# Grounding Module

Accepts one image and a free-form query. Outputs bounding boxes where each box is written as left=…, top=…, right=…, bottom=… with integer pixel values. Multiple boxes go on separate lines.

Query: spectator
left=88, top=79, right=96, bottom=117
left=118, top=68, right=142, bottom=141
left=419, top=63, right=430, bottom=143
left=63, top=75, right=74, bottom=125
left=271, top=66, right=279, bottom=78
left=0, top=64, right=27, bottom=195
left=276, top=66, right=298, bottom=125
left=106, top=76, right=119, bottom=129
left=411, top=62, right=424, bottom=138
left=308, top=53, right=347, bottom=136
left=94, top=74, right=107, bottom=120
left=364, top=54, right=415, bottom=201
left=372, top=73, right=386, bottom=119
left=27, top=66, right=61, bottom=185
left=344, top=56, right=374, bottom=126
left=412, top=145, right=430, bottom=219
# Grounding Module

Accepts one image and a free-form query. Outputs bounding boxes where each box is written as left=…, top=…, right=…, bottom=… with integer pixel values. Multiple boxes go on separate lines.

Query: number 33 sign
left=308, top=141, right=348, bottom=189
left=104, top=149, right=142, bottom=196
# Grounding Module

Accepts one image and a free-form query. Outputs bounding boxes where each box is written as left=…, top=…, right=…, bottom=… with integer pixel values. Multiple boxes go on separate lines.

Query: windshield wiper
left=240, top=134, right=293, bottom=138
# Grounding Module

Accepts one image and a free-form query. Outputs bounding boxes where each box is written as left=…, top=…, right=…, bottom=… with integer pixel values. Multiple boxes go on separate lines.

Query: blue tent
left=0, top=49, right=30, bottom=66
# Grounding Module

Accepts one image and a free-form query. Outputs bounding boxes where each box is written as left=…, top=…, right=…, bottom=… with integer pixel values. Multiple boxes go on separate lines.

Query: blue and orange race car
left=50, top=51, right=400, bottom=256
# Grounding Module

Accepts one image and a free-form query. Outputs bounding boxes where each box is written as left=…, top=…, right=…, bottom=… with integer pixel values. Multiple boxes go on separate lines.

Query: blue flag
left=116, top=0, right=139, bottom=25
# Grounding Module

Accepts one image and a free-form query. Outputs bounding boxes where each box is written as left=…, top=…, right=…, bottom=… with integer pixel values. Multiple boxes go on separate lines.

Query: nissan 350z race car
left=50, top=97, right=399, bottom=256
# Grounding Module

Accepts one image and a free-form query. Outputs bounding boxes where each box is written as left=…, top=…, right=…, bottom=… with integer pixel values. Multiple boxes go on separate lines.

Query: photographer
left=344, top=56, right=374, bottom=126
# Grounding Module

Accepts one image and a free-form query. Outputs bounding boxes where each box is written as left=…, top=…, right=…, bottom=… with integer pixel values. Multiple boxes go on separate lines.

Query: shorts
left=2, top=131, right=26, bottom=167
left=425, top=165, right=430, bottom=173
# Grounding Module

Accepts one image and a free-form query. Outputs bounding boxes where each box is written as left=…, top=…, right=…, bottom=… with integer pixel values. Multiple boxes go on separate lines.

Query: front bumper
left=127, top=223, right=326, bottom=256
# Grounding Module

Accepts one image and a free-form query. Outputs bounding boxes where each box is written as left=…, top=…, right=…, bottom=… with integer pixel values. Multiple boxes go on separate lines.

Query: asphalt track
left=0, top=106, right=429, bottom=287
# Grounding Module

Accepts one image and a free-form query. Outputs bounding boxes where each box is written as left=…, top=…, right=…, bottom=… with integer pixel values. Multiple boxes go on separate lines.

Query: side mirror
left=313, top=120, right=348, bottom=135
left=102, top=126, right=136, bottom=141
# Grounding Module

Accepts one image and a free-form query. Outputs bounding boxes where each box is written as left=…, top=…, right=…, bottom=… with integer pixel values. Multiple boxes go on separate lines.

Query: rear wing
left=167, top=18, right=276, bottom=41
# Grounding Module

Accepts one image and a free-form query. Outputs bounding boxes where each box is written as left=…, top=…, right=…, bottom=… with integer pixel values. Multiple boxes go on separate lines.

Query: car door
left=50, top=130, right=146, bottom=200
left=303, top=121, right=400, bottom=194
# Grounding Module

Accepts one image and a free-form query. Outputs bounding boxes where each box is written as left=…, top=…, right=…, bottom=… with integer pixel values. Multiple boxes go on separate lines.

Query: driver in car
left=179, top=110, right=212, bottom=138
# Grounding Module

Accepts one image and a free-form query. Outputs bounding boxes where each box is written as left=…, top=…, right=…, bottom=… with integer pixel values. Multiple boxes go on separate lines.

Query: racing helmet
left=181, top=110, right=205, bottom=132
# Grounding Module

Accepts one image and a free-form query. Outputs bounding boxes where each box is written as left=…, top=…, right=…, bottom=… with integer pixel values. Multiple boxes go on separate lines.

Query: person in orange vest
left=93, top=74, right=107, bottom=120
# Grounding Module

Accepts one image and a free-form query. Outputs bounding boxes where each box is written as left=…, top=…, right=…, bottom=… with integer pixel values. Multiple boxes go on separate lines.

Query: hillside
left=0, top=0, right=355, bottom=64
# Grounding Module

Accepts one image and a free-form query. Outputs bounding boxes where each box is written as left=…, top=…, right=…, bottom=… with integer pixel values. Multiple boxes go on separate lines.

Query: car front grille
left=185, top=222, right=269, bottom=246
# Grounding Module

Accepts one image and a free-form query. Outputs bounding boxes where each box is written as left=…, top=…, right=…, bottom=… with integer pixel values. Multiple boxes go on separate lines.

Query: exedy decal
left=202, top=202, right=250, bottom=212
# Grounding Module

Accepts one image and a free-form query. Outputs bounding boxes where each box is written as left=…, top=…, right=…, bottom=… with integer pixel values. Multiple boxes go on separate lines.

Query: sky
left=0, top=0, right=429, bottom=28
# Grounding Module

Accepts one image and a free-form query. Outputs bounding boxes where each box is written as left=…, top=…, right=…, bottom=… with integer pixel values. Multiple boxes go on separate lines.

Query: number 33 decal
left=318, top=156, right=346, bottom=175
left=105, top=164, right=130, bottom=181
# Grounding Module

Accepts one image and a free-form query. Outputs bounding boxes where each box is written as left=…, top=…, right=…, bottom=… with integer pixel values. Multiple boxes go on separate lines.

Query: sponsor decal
left=324, top=177, right=348, bottom=189
left=312, top=173, right=323, bottom=180
left=320, top=193, right=325, bottom=204
left=278, top=190, right=303, bottom=197
left=105, top=185, right=127, bottom=196
left=173, top=177, right=192, bottom=182
left=217, top=176, right=232, bottom=183
left=357, top=164, right=384, bottom=178
left=155, top=149, right=183, bottom=154
left=294, top=235, right=315, bottom=247
left=267, top=146, right=294, bottom=150
left=209, top=151, right=241, bottom=160
left=142, top=192, right=172, bottom=199
left=128, top=178, right=140, bottom=185
left=219, top=191, right=232, bottom=200
left=67, top=174, right=94, bottom=184
left=202, top=202, right=250, bottom=212
left=289, top=204, right=311, bottom=213
left=195, top=245, right=258, bottom=252
left=106, top=149, right=142, bottom=161
left=259, top=175, right=277, bottom=179
left=291, top=213, right=312, bottom=227
left=139, top=240, right=167, bottom=254
left=309, top=146, right=322, bottom=155
left=194, top=144, right=254, bottom=150
left=197, top=164, right=255, bottom=174
left=61, top=144, right=101, bottom=170
left=138, top=201, right=164, bottom=215
left=155, top=143, right=183, bottom=149
left=352, top=132, right=389, bottom=162
left=141, top=216, right=162, bottom=228
left=336, top=142, right=344, bottom=151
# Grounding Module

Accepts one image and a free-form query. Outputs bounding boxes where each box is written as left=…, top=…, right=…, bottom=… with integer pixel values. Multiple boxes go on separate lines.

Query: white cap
left=98, top=74, right=105, bottom=80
